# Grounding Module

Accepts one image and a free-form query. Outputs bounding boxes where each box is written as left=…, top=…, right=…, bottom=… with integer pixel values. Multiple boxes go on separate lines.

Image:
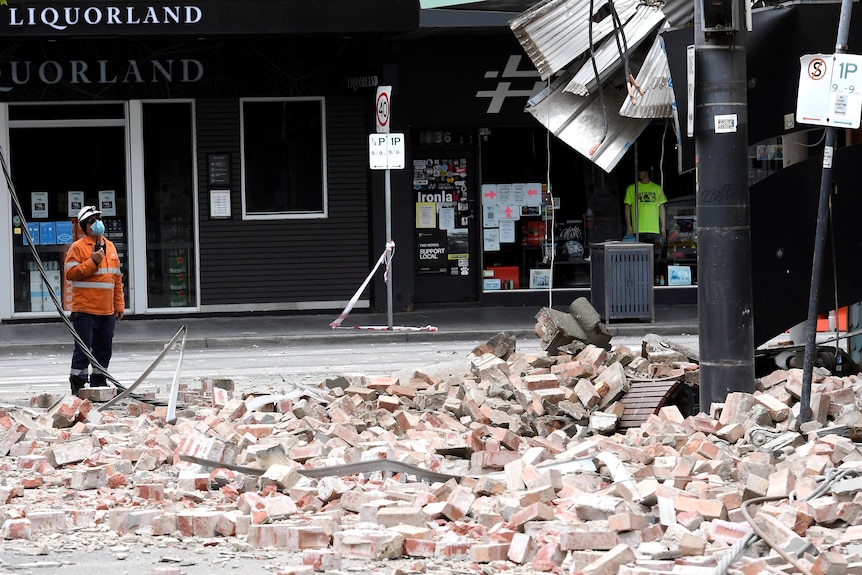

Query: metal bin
left=590, top=241, right=654, bottom=322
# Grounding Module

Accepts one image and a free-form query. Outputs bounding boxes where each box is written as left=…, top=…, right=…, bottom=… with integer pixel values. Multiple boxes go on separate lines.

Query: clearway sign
left=797, top=53, right=862, bottom=128
left=368, top=133, right=405, bottom=170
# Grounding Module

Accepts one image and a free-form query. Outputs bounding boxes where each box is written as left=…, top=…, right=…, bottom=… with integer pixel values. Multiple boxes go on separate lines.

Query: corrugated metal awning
left=511, top=0, right=685, bottom=172
left=510, top=0, right=646, bottom=80
left=526, top=68, right=650, bottom=173
left=564, top=4, right=666, bottom=96
left=618, top=30, right=674, bottom=119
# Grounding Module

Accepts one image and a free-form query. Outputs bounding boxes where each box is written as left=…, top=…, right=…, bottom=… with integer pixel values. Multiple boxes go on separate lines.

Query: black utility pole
left=694, top=0, right=756, bottom=410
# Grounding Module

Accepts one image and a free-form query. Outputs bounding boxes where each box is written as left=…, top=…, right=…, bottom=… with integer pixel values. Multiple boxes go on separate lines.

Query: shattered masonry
left=2, top=302, right=862, bottom=575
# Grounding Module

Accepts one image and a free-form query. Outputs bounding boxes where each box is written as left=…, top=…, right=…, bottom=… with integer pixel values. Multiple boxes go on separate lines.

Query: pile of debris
left=2, top=303, right=862, bottom=575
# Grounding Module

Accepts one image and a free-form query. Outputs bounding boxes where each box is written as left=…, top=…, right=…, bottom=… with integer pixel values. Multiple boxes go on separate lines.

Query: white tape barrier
left=329, top=241, right=437, bottom=332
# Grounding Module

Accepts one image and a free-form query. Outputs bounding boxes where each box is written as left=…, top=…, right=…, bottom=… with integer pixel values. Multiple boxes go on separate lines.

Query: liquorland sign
left=8, top=5, right=203, bottom=31
left=0, top=0, right=419, bottom=36
left=0, top=58, right=203, bottom=93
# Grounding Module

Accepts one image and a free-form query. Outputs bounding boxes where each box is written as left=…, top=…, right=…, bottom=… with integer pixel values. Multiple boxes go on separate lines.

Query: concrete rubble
left=3, top=301, right=862, bottom=574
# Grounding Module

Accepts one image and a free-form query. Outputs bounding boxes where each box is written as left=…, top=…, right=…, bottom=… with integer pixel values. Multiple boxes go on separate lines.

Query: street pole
left=799, top=0, right=854, bottom=423
left=385, top=167, right=394, bottom=330
left=694, top=0, right=756, bottom=410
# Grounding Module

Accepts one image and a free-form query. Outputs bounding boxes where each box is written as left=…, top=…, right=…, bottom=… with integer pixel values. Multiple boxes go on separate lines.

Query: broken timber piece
left=569, top=297, right=612, bottom=350
left=535, top=307, right=589, bottom=354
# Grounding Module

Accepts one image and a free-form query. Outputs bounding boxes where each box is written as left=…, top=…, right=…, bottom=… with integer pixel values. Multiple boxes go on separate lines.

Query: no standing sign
left=797, top=53, right=862, bottom=128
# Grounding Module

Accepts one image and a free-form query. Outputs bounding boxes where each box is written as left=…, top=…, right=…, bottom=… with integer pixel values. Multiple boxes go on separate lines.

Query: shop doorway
left=412, top=142, right=479, bottom=304
left=8, top=105, right=128, bottom=314
left=142, top=102, right=196, bottom=309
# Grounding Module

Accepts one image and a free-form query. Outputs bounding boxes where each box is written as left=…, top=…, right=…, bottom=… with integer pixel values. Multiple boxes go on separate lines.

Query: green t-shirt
left=624, top=180, right=667, bottom=234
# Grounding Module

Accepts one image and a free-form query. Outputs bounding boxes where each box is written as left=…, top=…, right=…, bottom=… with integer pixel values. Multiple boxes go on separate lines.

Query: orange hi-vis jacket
left=64, top=235, right=124, bottom=316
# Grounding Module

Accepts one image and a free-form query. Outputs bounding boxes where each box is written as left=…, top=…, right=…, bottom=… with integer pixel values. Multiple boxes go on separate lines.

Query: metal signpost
left=794, top=0, right=856, bottom=422
left=370, top=86, right=404, bottom=330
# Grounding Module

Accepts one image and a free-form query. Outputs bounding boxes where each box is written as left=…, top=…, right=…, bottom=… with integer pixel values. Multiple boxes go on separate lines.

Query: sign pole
left=799, top=0, right=855, bottom=423
left=384, top=168, right=393, bottom=331
left=375, top=86, right=394, bottom=331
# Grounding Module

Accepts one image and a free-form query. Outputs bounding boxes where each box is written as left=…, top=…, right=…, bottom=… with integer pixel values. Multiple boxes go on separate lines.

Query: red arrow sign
left=484, top=189, right=496, bottom=199
left=527, top=187, right=539, bottom=197
left=504, top=206, right=513, bottom=219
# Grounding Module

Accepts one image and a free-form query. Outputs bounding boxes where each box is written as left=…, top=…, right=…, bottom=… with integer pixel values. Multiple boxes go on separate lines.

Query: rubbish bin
left=590, top=241, right=654, bottom=322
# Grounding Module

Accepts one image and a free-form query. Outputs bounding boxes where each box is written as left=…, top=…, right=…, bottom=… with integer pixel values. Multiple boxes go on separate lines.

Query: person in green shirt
left=624, top=168, right=667, bottom=245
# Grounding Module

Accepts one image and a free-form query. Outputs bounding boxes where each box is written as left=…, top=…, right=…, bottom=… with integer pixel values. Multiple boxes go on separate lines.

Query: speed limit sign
left=375, top=86, right=391, bottom=133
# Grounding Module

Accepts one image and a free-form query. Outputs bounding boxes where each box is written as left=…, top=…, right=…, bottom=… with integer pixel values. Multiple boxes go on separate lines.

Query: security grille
left=590, top=242, right=654, bottom=322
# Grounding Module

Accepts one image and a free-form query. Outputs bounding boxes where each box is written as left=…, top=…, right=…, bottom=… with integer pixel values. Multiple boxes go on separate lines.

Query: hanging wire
left=607, top=0, right=643, bottom=106
left=829, top=185, right=842, bottom=366
left=587, top=0, right=609, bottom=156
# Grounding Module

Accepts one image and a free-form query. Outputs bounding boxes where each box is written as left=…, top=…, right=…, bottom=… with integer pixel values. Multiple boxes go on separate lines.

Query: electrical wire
left=587, top=0, right=609, bottom=156
left=828, top=188, right=841, bottom=363
left=607, top=0, right=643, bottom=105
left=731, top=467, right=852, bottom=575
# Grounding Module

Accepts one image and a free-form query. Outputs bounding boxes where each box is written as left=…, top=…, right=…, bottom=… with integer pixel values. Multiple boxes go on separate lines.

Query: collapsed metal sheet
left=564, top=4, right=666, bottom=96
left=526, top=70, right=649, bottom=172
left=618, top=31, right=674, bottom=119
left=510, top=0, right=642, bottom=80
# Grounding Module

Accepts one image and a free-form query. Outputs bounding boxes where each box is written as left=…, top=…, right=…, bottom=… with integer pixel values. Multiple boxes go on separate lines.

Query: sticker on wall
left=416, top=202, right=436, bottom=228
left=98, top=190, right=117, bottom=217
left=438, top=205, right=455, bottom=231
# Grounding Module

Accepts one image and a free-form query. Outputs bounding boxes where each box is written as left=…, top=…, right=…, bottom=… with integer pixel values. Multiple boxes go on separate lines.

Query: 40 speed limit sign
left=375, top=86, right=391, bottom=133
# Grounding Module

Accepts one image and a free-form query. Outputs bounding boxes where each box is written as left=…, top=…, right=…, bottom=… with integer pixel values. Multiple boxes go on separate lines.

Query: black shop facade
left=0, top=1, right=649, bottom=321
left=0, top=0, right=425, bottom=321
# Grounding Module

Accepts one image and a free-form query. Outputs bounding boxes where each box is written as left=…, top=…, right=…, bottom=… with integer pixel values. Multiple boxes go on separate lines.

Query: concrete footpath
left=0, top=304, right=699, bottom=353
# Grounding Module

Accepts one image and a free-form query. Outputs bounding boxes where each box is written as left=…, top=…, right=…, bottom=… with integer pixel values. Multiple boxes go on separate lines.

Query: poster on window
left=31, top=192, right=48, bottom=219
left=484, top=228, right=500, bottom=251
left=499, top=220, right=516, bottom=243
left=525, top=182, right=543, bottom=206
left=98, top=190, right=117, bottom=217
left=483, top=204, right=499, bottom=228
left=481, top=184, right=498, bottom=206
left=68, top=191, right=85, bottom=217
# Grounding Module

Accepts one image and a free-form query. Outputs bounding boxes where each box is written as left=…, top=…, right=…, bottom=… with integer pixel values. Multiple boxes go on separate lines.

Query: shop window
left=240, top=98, right=327, bottom=218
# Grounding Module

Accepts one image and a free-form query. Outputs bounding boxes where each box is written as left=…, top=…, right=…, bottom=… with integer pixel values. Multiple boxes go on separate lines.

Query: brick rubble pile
left=2, top=307, right=862, bottom=575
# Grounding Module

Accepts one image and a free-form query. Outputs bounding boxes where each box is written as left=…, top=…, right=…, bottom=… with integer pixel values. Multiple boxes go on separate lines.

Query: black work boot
left=90, top=375, right=108, bottom=387
left=70, top=375, right=87, bottom=396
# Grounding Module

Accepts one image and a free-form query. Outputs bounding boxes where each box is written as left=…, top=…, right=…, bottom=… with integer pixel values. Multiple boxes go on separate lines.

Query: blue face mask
left=90, top=220, right=105, bottom=236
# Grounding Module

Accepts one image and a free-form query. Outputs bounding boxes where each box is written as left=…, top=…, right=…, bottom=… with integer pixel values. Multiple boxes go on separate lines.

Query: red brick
left=470, top=543, right=510, bottom=563
left=508, top=532, right=537, bottom=564
left=403, top=538, right=437, bottom=557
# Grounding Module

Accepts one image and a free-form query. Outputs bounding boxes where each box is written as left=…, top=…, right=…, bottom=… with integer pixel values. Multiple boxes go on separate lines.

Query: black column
left=694, top=0, right=756, bottom=410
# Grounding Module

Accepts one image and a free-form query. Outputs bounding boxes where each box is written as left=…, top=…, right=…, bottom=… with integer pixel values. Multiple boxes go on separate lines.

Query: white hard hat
left=77, top=205, right=101, bottom=222
left=77, top=205, right=101, bottom=230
